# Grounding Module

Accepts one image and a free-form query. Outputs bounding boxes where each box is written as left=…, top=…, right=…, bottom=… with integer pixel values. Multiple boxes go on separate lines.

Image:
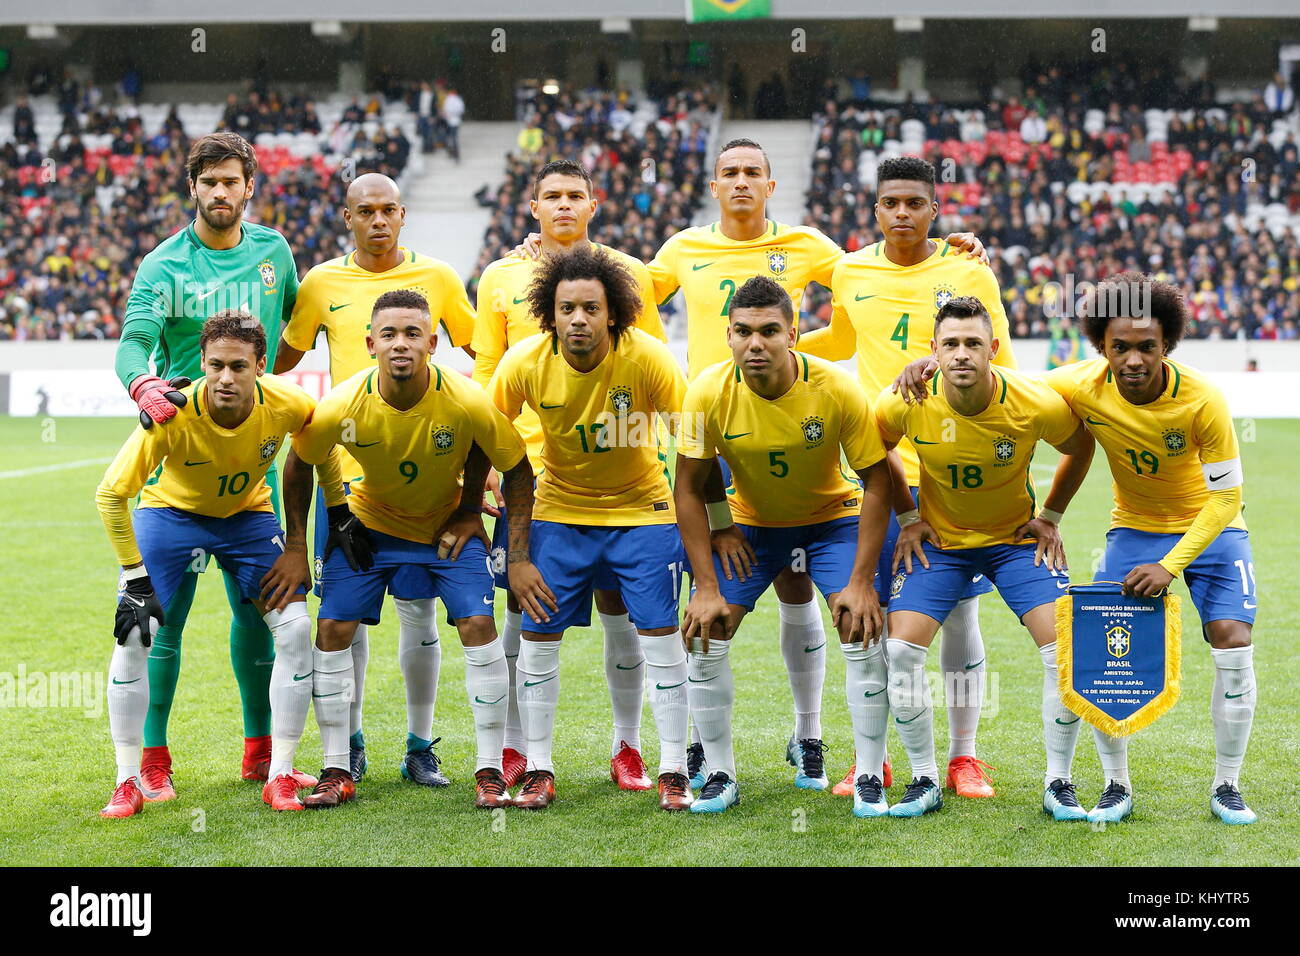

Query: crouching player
left=676, top=276, right=898, bottom=816
left=875, top=296, right=1096, bottom=820
left=289, top=289, right=532, bottom=809
left=97, top=311, right=324, bottom=816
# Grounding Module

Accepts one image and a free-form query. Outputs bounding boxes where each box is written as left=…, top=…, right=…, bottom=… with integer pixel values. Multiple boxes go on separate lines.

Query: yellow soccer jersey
left=293, top=365, right=525, bottom=545
left=647, top=220, right=842, bottom=379
left=875, top=368, right=1079, bottom=549
left=679, top=353, right=886, bottom=528
left=488, top=327, right=686, bottom=526
left=98, top=374, right=316, bottom=518
left=472, top=243, right=667, bottom=469
left=800, top=239, right=1018, bottom=486
left=1043, top=358, right=1247, bottom=535
left=283, top=248, right=476, bottom=386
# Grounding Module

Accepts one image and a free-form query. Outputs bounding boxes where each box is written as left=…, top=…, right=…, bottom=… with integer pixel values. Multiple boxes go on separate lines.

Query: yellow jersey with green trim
left=800, top=239, right=1017, bottom=486
left=98, top=374, right=316, bottom=517
left=647, top=220, right=842, bottom=379
left=472, top=243, right=666, bottom=469
left=487, top=328, right=686, bottom=526
left=1043, top=357, right=1247, bottom=535
left=678, top=353, right=886, bottom=528
left=292, top=366, right=525, bottom=544
left=874, top=367, right=1079, bottom=549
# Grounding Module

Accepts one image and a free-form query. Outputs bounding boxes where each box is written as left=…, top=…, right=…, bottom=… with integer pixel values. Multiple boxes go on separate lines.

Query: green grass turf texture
left=1, top=415, right=1295, bottom=866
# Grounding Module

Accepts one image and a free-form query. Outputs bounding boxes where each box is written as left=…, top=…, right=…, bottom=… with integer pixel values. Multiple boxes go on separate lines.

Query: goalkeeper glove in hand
left=114, top=573, right=164, bottom=647
left=130, top=375, right=191, bottom=428
left=325, top=504, right=375, bottom=573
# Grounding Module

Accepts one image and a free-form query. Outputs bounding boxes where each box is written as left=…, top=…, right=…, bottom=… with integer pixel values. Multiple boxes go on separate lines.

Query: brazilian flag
left=1046, top=321, right=1086, bottom=370
left=687, top=0, right=771, bottom=22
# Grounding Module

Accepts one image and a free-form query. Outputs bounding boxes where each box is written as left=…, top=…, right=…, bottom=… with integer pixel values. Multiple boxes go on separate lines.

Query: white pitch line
left=0, top=457, right=112, bottom=480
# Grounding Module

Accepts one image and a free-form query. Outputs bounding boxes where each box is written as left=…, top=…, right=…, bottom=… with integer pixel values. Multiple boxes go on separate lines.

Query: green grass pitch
left=1, top=415, right=1295, bottom=866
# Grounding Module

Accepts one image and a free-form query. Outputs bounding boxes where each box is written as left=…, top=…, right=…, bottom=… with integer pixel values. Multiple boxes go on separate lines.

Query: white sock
left=1092, top=728, right=1131, bottom=790
left=939, top=596, right=984, bottom=761
left=264, top=603, right=312, bottom=780
left=314, top=646, right=354, bottom=771
left=1210, top=645, right=1256, bottom=790
left=348, top=623, right=368, bottom=739
left=502, top=610, right=525, bottom=752
left=1039, top=641, right=1080, bottom=785
left=779, top=598, right=825, bottom=741
left=688, top=640, right=735, bottom=780
left=842, top=639, right=889, bottom=782
left=108, top=628, right=150, bottom=784
left=463, top=636, right=509, bottom=772
left=601, top=610, right=644, bottom=756
left=518, top=638, right=561, bottom=773
left=395, top=598, right=441, bottom=741
left=886, top=638, right=937, bottom=783
left=641, top=631, right=688, bottom=775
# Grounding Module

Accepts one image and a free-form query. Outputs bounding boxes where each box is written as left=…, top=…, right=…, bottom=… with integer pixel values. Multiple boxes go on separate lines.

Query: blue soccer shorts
left=889, top=541, right=1069, bottom=625
left=717, top=516, right=864, bottom=611
left=878, top=486, right=993, bottom=605
left=318, top=529, right=495, bottom=626
left=1098, top=526, right=1256, bottom=626
left=524, top=521, right=682, bottom=632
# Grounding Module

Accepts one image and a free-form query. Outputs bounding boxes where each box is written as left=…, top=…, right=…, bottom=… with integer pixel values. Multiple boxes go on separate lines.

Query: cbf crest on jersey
left=767, top=248, right=789, bottom=276
left=1055, top=582, right=1182, bottom=737
left=432, top=424, right=455, bottom=454
left=258, top=437, right=280, bottom=463
left=801, top=415, right=825, bottom=447
left=992, top=435, right=1016, bottom=465
left=609, top=385, right=634, bottom=416
left=1162, top=428, right=1188, bottom=456
left=257, top=259, right=277, bottom=293
left=934, top=283, right=956, bottom=311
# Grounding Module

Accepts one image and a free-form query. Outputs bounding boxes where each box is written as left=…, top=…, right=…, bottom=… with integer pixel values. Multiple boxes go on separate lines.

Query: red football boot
left=241, top=735, right=272, bottom=780
left=512, top=769, right=556, bottom=809
left=302, top=768, right=356, bottom=809
left=610, top=741, right=652, bottom=791
left=262, top=774, right=305, bottom=811
left=101, top=778, right=144, bottom=818
left=140, top=745, right=176, bottom=802
left=946, top=756, right=996, bottom=798
left=501, top=747, right=527, bottom=789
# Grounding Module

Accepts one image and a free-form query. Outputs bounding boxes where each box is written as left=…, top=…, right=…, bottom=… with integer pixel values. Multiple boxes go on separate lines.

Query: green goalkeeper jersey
left=115, top=220, right=299, bottom=388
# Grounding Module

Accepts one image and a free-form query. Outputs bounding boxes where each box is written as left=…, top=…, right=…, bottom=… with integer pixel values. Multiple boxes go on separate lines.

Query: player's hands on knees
left=891, top=356, right=939, bottom=405
left=130, top=375, right=191, bottom=428
left=114, top=573, right=164, bottom=647
left=831, top=578, right=883, bottom=645
left=260, top=545, right=310, bottom=612
left=508, top=559, right=557, bottom=625
left=943, top=232, right=989, bottom=266
left=711, top=525, right=756, bottom=581
left=483, top=469, right=504, bottom=518
left=892, top=520, right=936, bottom=575
left=682, top=586, right=732, bottom=654
left=512, top=232, right=543, bottom=260
left=1123, top=563, right=1174, bottom=598
left=1015, top=516, right=1068, bottom=571
left=324, top=504, right=375, bottom=573
left=434, top=507, right=491, bottom=561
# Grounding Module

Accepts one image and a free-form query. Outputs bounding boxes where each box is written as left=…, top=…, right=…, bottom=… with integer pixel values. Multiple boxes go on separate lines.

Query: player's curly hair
left=372, top=288, right=430, bottom=319
left=1080, top=271, right=1187, bottom=353
left=934, top=295, right=992, bottom=335
left=533, top=159, right=593, bottom=199
left=525, top=243, right=641, bottom=347
left=729, top=275, right=793, bottom=323
left=877, top=155, right=936, bottom=196
left=186, top=132, right=258, bottom=185
left=200, top=309, right=266, bottom=360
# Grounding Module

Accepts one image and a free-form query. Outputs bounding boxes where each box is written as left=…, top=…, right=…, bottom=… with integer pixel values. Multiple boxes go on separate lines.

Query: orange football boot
left=262, top=774, right=305, bottom=811
left=946, top=756, right=996, bottom=798
left=302, top=768, right=356, bottom=808
left=832, top=760, right=893, bottom=796
left=101, top=778, right=145, bottom=818
left=474, top=768, right=512, bottom=809
left=658, top=772, right=693, bottom=811
left=512, top=769, right=556, bottom=809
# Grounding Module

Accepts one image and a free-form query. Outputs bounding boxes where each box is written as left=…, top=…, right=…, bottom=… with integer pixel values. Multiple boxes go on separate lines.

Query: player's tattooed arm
left=1016, top=423, right=1095, bottom=571
left=260, top=449, right=313, bottom=610
left=434, top=443, right=492, bottom=560
left=501, top=457, right=557, bottom=622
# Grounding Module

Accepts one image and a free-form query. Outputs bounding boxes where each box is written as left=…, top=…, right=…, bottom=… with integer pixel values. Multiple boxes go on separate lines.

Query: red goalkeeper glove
left=129, top=375, right=191, bottom=428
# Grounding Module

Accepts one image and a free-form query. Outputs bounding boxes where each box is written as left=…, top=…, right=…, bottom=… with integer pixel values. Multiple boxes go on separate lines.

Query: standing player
left=98, top=313, right=325, bottom=816
left=289, top=290, right=531, bottom=809
left=114, top=132, right=300, bottom=794
left=799, top=156, right=1017, bottom=799
left=874, top=297, right=1095, bottom=820
left=274, top=172, right=477, bottom=784
left=476, top=159, right=668, bottom=792
left=675, top=277, right=898, bottom=816
left=487, top=244, right=692, bottom=811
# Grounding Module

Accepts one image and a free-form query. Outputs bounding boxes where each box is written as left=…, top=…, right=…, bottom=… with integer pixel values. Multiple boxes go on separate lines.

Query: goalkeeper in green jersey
left=113, top=132, right=301, bottom=797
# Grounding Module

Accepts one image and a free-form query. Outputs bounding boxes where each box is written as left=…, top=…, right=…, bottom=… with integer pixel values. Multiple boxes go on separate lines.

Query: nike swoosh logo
left=112, top=677, right=141, bottom=685
left=723, top=431, right=752, bottom=440
left=292, top=672, right=313, bottom=681
left=184, top=459, right=211, bottom=466
left=912, top=437, right=937, bottom=445
left=804, top=642, right=826, bottom=654
left=1084, top=416, right=1109, bottom=426
left=863, top=688, right=885, bottom=697
left=354, top=440, right=381, bottom=448
left=475, top=693, right=507, bottom=704
left=688, top=675, right=717, bottom=683
left=312, top=691, right=342, bottom=698
left=512, top=296, right=528, bottom=304
left=854, top=293, right=876, bottom=301
left=895, top=712, right=925, bottom=724
left=194, top=287, right=220, bottom=301
left=328, top=303, right=350, bottom=312
left=964, top=658, right=984, bottom=670
left=523, top=676, right=556, bottom=687
left=1055, top=716, right=1080, bottom=725
left=656, top=681, right=686, bottom=690
left=1210, top=472, right=1229, bottom=483
left=482, top=596, right=494, bottom=606
left=421, top=640, right=439, bottom=646
left=691, top=262, right=715, bottom=271
left=1225, top=691, right=1248, bottom=699
left=540, top=402, right=563, bottom=410
left=615, top=662, right=643, bottom=670
left=1056, top=580, right=1070, bottom=589
left=124, top=596, right=146, bottom=607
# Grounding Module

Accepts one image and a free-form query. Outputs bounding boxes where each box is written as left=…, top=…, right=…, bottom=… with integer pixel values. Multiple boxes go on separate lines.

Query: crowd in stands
left=803, top=63, right=1300, bottom=341
left=0, top=85, right=414, bottom=341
